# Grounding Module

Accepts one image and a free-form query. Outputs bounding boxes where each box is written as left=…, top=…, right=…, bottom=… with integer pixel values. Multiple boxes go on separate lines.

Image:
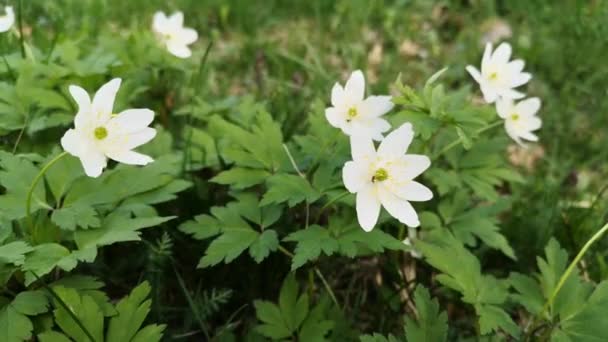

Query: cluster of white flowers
left=467, top=42, right=542, bottom=146
left=326, top=71, right=433, bottom=232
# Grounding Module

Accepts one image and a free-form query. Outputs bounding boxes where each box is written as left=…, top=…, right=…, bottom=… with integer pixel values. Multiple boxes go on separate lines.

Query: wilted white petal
left=377, top=123, right=414, bottom=158
left=356, top=185, right=381, bottom=232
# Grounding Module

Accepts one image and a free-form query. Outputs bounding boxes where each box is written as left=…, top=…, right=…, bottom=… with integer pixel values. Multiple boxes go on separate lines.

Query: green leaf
left=211, top=168, right=270, bottom=189
left=198, top=228, right=259, bottom=268
left=51, top=204, right=101, bottom=231
left=249, top=230, right=279, bottom=263
left=51, top=286, right=104, bottom=342
left=0, top=242, right=33, bottom=266
left=404, top=285, right=448, bottom=342
left=284, top=226, right=339, bottom=270
left=11, top=290, right=48, bottom=315
left=477, top=305, right=519, bottom=337
left=106, top=282, right=165, bottom=342
left=254, top=300, right=292, bottom=339
left=0, top=305, right=33, bottom=342
left=260, top=174, right=321, bottom=207
left=38, top=331, right=72, bottom=342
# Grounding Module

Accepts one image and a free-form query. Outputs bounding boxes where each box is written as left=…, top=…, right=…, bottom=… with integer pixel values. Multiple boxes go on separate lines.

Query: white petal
left=152, top=11, right=169, bottom=33
left=480, top=43, right=493, bottom=74
left=168, top=11, right=184, bottom=29
left=69, top=85, right=92, bottom=129
left=524, top=116, right=542, bottom=131
left=516, top=97, right=541, bottom=117
left=350, top=118, right=391, bottom=141
left=123, top=127, right=157, bottom=150
left=498, top=87, right=526, bottom=100
left=177, top=28, right=198, bottom=45
left=519, top=130, right=539, bottom=142
left=480, top=83, right=499, bottom=103
left=510, top=72, right=532, bottom=88
left=377, top=123, right=414, bottom=158
left=504, top=122, right=524, bottom=146
left=80, top=150, right=107, bottom=178
left=359, top=96, right=394, bottom=118
left=399, top=155, right=431, bottom=180
left=325, top=107, right=344, bottom=128
left=0, top=6, right=14, bottom=33
left=507, top=59, right=525, bottom=74
left=390, top=181, right=433, bottom=202
left=343, top=161, right=371, bottom=193
left=496, top=98, right=514, bottom=119
left=106, top=150, right=154, bottom=166
left=344, top=70, right=365, bottom=102
left=491, top=42, right=512, bottom=65
left=350, top=135, right=376, bottom=162
left=61, top=129, right=86, bottom=157
left=331, top=83, right=346, bottom=108
left=466, top=65, right=483, bottom=84
left=356, top=185, right=381, bottom=232
left=110, top=109, right=154, bottom=134
left=378, top=187, right=420, bottom=227
left=92, top=78, right=121, bottom=122
left=167, top=42, right=192, bottom=58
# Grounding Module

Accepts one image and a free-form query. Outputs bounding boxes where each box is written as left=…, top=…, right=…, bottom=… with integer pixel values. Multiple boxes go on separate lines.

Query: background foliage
left=1, top=0, right=608, bottom=341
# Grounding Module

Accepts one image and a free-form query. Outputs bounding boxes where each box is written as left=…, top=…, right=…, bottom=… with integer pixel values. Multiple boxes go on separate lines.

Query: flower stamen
left=372, top=168, right=389, bottom=182
left=94, top=127, right=108, bottom=140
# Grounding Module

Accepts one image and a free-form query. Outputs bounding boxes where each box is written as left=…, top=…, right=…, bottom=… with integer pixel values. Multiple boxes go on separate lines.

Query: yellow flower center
left=346, top=107, right=357, bottom=122
left=94, top=126, right=108, bottom=140
left=510, top=113, right=520, bottom=121
left=489, top=72, right=498, bottom=80
left=372, top=168, right=389, bottom=182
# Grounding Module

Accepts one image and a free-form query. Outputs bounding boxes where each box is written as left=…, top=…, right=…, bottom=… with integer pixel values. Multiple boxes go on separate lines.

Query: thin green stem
left=541, top=222, right=608, bottom=316
left=315, top=191, right=349, bottom=223
left=172, top=262, right=211, bottom=341
left=433, top=120, right=503, bottom=159
left=17, top=0, right=25, bottom=58
left=25, top=152, right=68, bottom=236
left=277, top=244, right=340, bottom=309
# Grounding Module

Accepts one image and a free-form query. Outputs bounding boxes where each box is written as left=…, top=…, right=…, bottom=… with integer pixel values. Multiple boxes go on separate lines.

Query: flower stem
left=25, top=152, right=68, bottom=238
left=433, top=120, right=503, bottom=159
left=541, top=221, right=608, bottom=316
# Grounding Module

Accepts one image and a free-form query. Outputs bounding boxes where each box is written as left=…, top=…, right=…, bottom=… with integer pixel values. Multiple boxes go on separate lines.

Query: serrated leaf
left=404, top=286, right=448, bottom=342
left=249, top=230, right=279, bottom=263
left=51, top=205, right=100, bottom=231
left=0, top=305, right=32, bottom=342
left=211, top=168, right=270, bottom=189
left=11, top=290, right=48, bottom=315
left=51, top=286, right=104, bottom=342
left=0, top=242, right=33, bottom=266
left=261, top=174, right=321, bottom=207
left=284, top=226, right=339, bottom=270
left=198, top=228, right=259, bottom=268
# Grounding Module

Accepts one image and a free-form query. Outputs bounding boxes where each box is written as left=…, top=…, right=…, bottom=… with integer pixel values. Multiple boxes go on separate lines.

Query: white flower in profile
left=466, top=42, right=531, bottom=103
left=61, top=78, right=156, bottom=178
left=326, top=70, right=393, bottom=141
left=0, top=6, right=14, bottom=33
left=342, top=123, right=433, bottom=231
left=496, top=97, right=542, bottom=146
left=152, top=11, right=198, bottom=58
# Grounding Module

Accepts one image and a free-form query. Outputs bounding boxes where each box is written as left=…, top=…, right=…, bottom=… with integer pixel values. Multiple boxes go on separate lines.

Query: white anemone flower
left=0, top=6, right=14, bottom=33
left=466, top=42, right=531, bottom=103
left=325, top=70, right=393, bottom=141
left=61, top=78, right=156, bottom=178
left=496, top=97, right=542, bottom=146
left=342, top=123, right=433, bottom=231
left=152, top=11, right=198, bottom=58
